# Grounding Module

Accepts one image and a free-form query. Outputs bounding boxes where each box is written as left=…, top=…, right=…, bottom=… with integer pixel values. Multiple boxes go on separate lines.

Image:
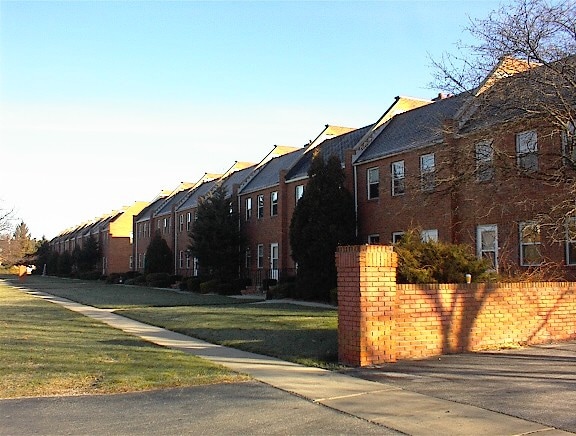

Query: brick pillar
left=336, top=245, right=397, bottom=366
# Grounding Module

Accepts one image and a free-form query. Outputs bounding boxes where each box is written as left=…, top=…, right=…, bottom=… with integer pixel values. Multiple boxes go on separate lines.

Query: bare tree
left=429, top=0, right=575, bottom=232
left=0, top=201, right=14, bottom=235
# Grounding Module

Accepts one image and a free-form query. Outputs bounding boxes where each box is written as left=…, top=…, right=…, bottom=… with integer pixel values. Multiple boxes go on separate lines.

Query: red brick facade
left=337, top=245, right=576, bottom=366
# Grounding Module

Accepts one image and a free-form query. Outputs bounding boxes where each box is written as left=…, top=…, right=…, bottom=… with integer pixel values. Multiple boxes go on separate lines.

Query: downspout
left=353, top=164, right=359, bottom=238
left=174, top=210, right=178, bottom=275
left=133, top=217, right=138, bottom=273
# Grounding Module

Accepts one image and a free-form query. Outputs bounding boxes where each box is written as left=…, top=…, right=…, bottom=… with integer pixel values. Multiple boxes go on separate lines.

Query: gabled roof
left=135, top=193, right=170, bottom=223
left=175, top=179, right=219, bottom=212
left=238, top=145, right=301, bottom=192
left=354, top=94, right=466, bottom=164
left=239, top=148, right=306, bottom=195
left=353, top=96, right=433, bottom=159
left=153, top=182, right=196, bottom=217
left=214, top=164, right=256, bottom=196
left=154, top=188, right=194, bottom=217
left=286, top=125, right=373, bottom=181
left=457, top=55, right=576, bottom=133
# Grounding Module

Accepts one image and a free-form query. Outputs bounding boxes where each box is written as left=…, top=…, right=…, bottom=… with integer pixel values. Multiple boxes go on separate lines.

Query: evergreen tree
left=78, top=235, right=101, bottom=272
left=394, top=229, right=491, bottom=284
left=47, top=250, right=60, bottom=275
left=145, top=231, right=173, bottom=274
left=289, top=154, right=357, bottom=301
left=188, top=184, right=241, bottom=282
left=1, top=221, right=36, bottom=265
left=57, top=251, right=73, bottom=276
left=35, top=238, right=51, bottom=275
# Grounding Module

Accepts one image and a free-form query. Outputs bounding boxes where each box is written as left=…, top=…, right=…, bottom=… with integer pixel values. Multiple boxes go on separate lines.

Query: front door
left=270, top=243, right=279, bottom=280
left=477, top=225, right=498, bottom=272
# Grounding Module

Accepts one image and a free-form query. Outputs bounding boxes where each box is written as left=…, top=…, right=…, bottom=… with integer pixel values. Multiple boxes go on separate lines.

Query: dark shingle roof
left=175, top=180, right=218, bottom=211
left=286, top=125, right=373, bottom=181
left=240, top=149, right=306, bottom=194
left=217, top=165, right=256, bottom=195
left=354, top=95, right=466, bottom=163
left=135, top=195, right=169, bottom=223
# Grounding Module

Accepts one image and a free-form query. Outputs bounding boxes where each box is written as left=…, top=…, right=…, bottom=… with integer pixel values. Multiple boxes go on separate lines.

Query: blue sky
left=0, top=0, right=500, bottom=239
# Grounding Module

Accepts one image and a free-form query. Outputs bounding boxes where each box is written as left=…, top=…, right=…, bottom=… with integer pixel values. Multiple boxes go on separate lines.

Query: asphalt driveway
left=343, top=341, right=576, bottom=433
left=0, top=380, right=398, bottom=435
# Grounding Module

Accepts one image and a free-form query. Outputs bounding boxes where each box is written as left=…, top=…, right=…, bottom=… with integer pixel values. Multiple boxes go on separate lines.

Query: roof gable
left=354, top=94, right=466, bottom=164
left=239, top=148, right=306, bottom=194
left=286, top=125, right=373, bottom=181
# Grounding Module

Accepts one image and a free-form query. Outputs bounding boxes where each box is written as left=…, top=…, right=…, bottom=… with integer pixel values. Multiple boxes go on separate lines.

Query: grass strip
left=120, top=304, right=339, bottom=367
left=0, top=280, right=247, bottom=399
left=3, top=275, right=340, bottom=369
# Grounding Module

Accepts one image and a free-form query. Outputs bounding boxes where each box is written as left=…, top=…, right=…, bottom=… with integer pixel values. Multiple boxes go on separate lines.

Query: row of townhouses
left=50, top=56, right=576, bottom=283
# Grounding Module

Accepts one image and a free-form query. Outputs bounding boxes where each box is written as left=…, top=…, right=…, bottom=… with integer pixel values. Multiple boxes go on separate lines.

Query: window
left=516, top=130, right=538, bottom=171
left=566, top=218, right=576, bottom=265
left=257, top=244, right=264, bottom=269
left=391, top=161, right=405, bottom=196
left=129, top=255, right=133, bottom=269
left=475, top=140, right=494, bottom=182
left=295, top=185, right=304, bottom=203
left=477, top=225, right=498, bottom=271
left=270, top=191, right=278, bottom=216
left=193, top=257, right=199, bottom=276
left=143, top=222, right=148, bottom=237
left=270, top=243, right=279, bottom=280
left=368, top=234, right=380, bottom=244
left=185, top=251, right=191, bottom=269
left=392, top=232, right=405, bottom=244
left=245, top=197, right=252, bottom=220
left=138, top=253, right=143, bottom=269
left=367, top=167, right=379, bottom=199
left=186, top=212, right=192, bottom=231
left=520, top=221, right=542, bottom=266
left=421, top=229, right=438, bottom=242
left=245, top=248, right=251, bottom=269
left=562, top=121, right=576, bottom=164
left=179, top=214, right=184, bottom=232
left=257, top=195, right=264, bottom=219
left=179, top=250, right=184, bottom=269
left=420, top=153, right=435, bottom=191
left=163, top=217, right=170, bottom=234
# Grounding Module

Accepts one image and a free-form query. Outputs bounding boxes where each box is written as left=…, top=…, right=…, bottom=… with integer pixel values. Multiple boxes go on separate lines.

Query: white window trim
left=519, top=221, right=542, bottom=266
left=257, top=244, right=264, bottom=269
left=367, top=234, right=380, bottom=244
left=475, top=140, right=494, bottom=182
left=391, top=161, right=405, bottom=196
left=257, top=195, right=264, bottom=219
left=421, top=229, right=438, bottom=242
left=392, top=232, right=405, bottom=244
left=245, top=197, right=252, bottom=221
left=516, top=130, right=538, bottom=171
left=476, top=224, right=498, bottom=271
left=295, top=185, right=304, bottom=203
left=566, top=217, right=576, bottom=265
left=367, top=167, right=379, bottom=199
left=270, top=191, right=278, bottom=216
left=420, top=153, right=435, bottom=191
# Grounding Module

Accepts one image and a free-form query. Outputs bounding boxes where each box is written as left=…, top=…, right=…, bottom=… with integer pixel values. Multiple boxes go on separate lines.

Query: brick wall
left=337, top=245, right=576, bottom=366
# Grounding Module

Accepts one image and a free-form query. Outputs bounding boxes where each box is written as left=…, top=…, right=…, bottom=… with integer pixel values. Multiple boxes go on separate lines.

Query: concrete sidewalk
left=20, top=288, right=573, bottom=435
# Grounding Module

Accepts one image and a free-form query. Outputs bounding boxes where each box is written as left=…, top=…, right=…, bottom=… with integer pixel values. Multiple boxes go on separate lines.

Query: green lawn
left=120, top=304, right=338, bottom=367
left=0, top=279, right=247, bottom=399
left=0, top=276, right=338, bottom=398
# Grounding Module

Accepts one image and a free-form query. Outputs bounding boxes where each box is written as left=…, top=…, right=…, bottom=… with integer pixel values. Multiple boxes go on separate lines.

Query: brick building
left=51, top=56, right=575, bottom=281
left=50, top=201, right=148, bottom=275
